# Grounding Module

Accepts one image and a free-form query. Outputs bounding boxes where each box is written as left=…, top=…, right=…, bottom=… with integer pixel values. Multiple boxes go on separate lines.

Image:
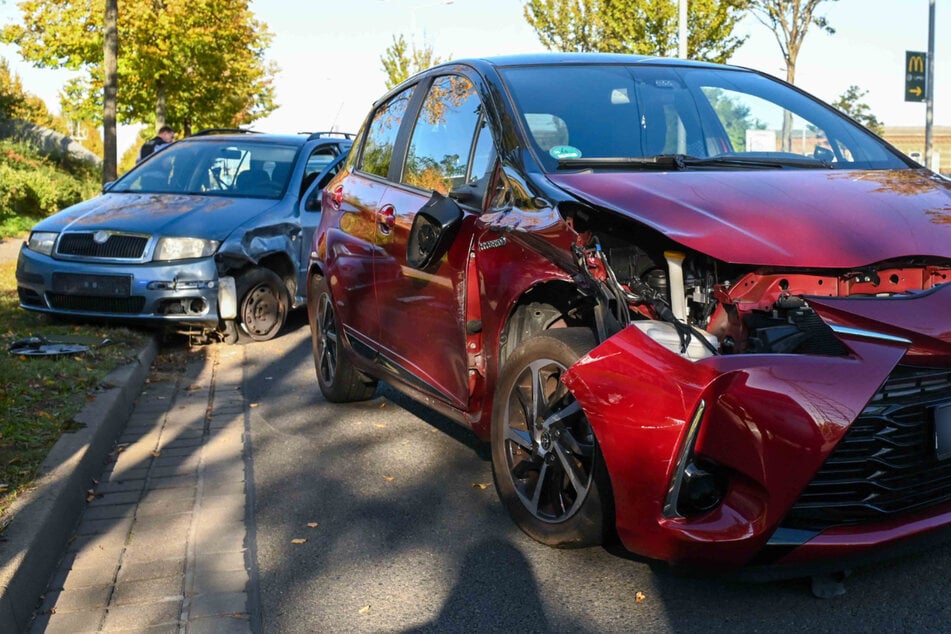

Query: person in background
left=138, top=125, right=175, bottom=161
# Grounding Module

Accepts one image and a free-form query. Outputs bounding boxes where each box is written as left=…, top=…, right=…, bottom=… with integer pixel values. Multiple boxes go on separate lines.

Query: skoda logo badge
left=93, top=230, right=110, bottom=244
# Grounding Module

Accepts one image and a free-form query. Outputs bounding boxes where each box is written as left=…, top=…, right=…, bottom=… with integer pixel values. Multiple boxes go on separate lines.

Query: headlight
left=153, top=237, right=219, bottom=261
left=27, top=232, right=58, bottom=256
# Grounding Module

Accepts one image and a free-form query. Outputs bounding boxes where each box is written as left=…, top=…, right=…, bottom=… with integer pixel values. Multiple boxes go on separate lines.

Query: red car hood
left=548, top=168, right=951, bottom=268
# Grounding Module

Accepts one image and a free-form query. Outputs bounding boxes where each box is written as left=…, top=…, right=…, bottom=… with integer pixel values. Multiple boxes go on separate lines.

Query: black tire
left=491, top=328, right=612, bottom=548
left=308, top=275, right=378, bottom=402
left=235, top=267, right=288, bottom=342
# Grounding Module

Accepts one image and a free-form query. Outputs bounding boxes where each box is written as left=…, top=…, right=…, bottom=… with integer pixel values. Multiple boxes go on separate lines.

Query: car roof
left=374, top=52, right=745, bottom=107
left=462, top=52, right=729, bottom=70
left=177, top=131, right=353, bottom=147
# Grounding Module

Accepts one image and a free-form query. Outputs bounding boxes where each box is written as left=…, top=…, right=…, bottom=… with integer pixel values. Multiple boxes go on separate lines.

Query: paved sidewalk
left=30, top=343, right=257, bottom=633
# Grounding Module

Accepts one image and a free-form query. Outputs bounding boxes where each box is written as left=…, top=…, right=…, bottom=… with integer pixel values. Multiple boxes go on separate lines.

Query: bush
left=0, top=139, right=100, bottom=237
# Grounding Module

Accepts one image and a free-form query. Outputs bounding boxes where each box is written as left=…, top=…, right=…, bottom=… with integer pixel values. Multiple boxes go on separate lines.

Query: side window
left=301, top=147, right=337, bottom=196
left=358, top=86, right=415, bottom=178
left=402, top=75, right=489, bottom=196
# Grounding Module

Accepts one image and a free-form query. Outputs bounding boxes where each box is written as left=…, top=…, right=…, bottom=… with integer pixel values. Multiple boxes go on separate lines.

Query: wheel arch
left=471, top=279, right=598, bottom=439
left=496, top=280, right=598, bottom=370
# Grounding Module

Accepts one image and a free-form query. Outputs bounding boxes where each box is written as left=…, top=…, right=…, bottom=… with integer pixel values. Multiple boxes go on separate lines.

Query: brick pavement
left=29, top=344, right=256, bottom=633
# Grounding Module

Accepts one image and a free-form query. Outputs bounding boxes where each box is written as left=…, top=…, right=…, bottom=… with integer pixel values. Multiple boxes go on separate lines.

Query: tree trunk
left=155, top=80, right=166, bottom=129
left=102, top=0, right=118, bottom=184
left=781, top=59, right=796, bottom=152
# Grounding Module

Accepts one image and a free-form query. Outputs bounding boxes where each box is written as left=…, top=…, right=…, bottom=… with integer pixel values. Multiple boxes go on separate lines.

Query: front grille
left=783, top=366, right=951, bottom=531
left=47, top=293, right=145, bottom=314
left=56, top=232, right=149, bottom=259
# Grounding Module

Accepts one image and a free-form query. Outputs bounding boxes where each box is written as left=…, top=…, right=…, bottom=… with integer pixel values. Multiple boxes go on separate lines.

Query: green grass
left=0, top=259, right=150, bottom=519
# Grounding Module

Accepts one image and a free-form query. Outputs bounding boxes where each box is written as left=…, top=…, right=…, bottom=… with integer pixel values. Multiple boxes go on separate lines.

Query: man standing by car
left=138, top=125, right=175, bottom=161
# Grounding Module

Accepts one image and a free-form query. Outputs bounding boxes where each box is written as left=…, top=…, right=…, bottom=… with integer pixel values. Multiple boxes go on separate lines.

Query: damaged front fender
left=217, top=221, right=302, bottom=269
left=562, top=324, right=908, bottom=566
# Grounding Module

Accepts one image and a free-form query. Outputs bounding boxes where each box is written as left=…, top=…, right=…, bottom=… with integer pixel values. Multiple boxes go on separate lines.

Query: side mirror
left=407, top=191, right=463, bottom=270
left=102, top=181, right=115, bottom=193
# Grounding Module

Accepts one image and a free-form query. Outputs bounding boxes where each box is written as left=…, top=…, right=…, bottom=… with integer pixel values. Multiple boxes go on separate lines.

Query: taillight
left=330, top=184, right=344, bottom=210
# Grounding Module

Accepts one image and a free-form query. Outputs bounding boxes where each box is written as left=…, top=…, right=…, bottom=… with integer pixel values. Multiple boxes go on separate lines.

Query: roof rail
left=304, top=131, right=356, bottom=141
left=192, top=128, right=261, bottom=136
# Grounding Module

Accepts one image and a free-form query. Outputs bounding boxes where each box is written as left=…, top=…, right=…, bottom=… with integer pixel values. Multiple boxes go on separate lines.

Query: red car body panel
left=564, top=280, right=951, bottom=565
left=808, top=288, right=951, bottom=358
left=549, top=169, right=951, bottom=267
left=771, top=500, right=951, bottom=566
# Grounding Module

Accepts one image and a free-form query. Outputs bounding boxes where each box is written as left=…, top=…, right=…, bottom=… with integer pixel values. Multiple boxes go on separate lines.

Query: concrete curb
left=0, top=337, right=158, bottom=632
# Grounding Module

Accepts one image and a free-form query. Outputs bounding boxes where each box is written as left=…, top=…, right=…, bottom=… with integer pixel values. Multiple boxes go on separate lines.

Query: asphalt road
left=246, top=313, right=951, bottom=633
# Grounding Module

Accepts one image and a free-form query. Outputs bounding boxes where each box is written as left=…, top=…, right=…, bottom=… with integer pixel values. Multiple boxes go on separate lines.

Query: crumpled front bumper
left=16, top=246, right=235, bottom=328
left=563, top=290, right=951, bottom=569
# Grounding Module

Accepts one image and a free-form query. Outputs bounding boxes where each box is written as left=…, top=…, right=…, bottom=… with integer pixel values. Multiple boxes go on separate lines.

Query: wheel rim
left=240, top=282, right=285, bottom=339
left=316, top=292, right=338, bottom=386
left=501, top=357, right=595, bottom=523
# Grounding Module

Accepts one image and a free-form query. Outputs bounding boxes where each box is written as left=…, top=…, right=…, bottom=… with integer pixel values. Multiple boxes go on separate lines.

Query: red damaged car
left=306, top=53, right=951, bottom=575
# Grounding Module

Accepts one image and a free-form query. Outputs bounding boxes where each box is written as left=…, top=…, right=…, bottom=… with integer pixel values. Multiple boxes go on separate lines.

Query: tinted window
left=500, top=64, right=907, bottom=172
left=358, top=86, right=415, bottom=178
left=403, top=75, right=483, bottom=195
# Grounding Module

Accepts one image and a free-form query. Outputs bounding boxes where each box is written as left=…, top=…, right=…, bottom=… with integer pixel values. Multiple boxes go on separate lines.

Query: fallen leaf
left=185, top=384, right=201, bottom=392
left=373, top=423, right=386, bottom=429
left=250, top=402, right=260, bottom=408
left=291, top=538, right=307, bottom=545
left=472, top=483, right=489, bottom=490
left=358, top=605, right=371, bottom=615
left=379, top=403, right=386, bottom=408
left=307, top=522, right=319, bottom=528
left=384, top=476, right=394, bottom=482
left=635, top=591, right=646, bottom=603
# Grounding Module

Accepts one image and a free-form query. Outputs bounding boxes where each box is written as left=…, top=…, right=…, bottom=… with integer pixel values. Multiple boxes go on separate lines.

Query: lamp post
left=925, top=0, right=935, bottom=169
left=407, top=0, right=455, bottom=47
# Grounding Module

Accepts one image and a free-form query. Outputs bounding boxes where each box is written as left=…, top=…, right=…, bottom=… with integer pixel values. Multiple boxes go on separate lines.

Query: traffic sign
left=906, top=51, right=927, bottom=102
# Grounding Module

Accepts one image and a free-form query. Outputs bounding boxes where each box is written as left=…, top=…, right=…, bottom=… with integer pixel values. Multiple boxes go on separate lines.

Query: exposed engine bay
left=566, top=205, right=951, bottom=359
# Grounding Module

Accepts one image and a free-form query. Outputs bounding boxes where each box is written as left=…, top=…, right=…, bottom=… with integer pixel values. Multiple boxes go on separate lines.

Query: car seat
left=235, top=169, right=272, bottom=195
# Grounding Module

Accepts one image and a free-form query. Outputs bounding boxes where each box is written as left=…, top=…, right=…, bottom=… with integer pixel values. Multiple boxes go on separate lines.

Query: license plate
left=934, top=402, right=951, bottom=461
left=51, top=273, right=131, bottom=297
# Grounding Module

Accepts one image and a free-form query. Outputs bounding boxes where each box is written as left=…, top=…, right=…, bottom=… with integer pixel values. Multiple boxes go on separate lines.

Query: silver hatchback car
left=16, top=130, right=352, bottom=342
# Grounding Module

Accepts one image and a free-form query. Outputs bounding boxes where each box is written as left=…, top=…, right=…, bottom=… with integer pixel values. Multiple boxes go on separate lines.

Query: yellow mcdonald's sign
left=909, top=54, right=926, bottom=74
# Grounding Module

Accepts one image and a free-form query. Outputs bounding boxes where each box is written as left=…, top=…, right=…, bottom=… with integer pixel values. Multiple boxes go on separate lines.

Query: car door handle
left=376, top=204, right=396, bottom=234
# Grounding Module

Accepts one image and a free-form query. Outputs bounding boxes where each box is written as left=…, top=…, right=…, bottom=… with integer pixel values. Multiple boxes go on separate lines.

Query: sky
left=0, top=0, right=946, bottom=153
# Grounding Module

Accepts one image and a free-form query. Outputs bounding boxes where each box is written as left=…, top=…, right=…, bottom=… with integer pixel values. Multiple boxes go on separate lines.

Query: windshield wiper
left=557, top=154, right=834, bottom=171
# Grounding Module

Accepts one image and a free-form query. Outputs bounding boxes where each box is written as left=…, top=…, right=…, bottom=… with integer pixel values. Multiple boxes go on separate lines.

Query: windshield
left=499, top=64, right=909, bottom=173
left=111, top=139, right=301, bottom=198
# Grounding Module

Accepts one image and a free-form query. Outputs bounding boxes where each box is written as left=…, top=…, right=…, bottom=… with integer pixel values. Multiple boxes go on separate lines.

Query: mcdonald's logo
left=905, top=51, right=927, bottom=102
